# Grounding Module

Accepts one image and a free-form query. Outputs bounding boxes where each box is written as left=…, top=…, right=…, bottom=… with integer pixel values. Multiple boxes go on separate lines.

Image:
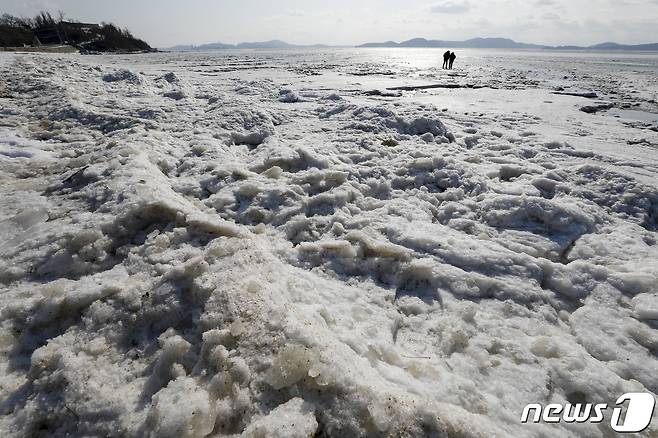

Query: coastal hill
left=0, top=12, right=153, bottom=53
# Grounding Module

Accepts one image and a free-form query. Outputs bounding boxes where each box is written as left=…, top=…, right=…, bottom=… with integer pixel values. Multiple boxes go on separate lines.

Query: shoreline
left=0, top=46, right=160, bottom=55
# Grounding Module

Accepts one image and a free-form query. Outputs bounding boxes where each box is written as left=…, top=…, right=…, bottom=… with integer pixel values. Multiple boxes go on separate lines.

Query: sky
left=1, top=0, right=658, bottom=48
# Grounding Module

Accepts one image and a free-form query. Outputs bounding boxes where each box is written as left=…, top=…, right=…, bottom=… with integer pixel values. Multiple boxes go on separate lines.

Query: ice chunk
left=11, top=206, right=48, bottom=230
left=278, top=88, right=301, bottom=103
left=102, top=69, right=143, bottom=84
left=633, top=294, right=658, bottom=320
left=146, top=377, right=217, bottom=438
left=265, top=345, right=316, bottom=390
left=242, top=398, right=318, bottom=438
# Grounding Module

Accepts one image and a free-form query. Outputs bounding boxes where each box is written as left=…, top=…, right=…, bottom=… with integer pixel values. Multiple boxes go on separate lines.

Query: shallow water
left=613, top=108, right=658, bottom=123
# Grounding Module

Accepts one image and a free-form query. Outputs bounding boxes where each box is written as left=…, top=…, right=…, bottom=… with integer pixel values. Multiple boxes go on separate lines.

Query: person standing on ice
left=442, top=50, right=451, bottom=69
left=449, top=51, right=457, bottom=69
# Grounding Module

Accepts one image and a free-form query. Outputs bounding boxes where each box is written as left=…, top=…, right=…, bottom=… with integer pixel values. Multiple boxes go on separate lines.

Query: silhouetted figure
left=449, top=51, right=456, bottom=70
left=442, top=50, right=451, bottom=69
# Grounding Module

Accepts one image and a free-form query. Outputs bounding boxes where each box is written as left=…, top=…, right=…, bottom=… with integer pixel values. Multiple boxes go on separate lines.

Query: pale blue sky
left=2, top=0, right=657, bottom=47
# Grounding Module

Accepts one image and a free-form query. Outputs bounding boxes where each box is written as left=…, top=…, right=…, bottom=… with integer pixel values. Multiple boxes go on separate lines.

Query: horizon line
left=161, top=36, right=658, bottom=50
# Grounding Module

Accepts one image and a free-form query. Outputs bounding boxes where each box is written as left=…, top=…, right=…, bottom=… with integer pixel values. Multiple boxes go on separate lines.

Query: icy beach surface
left=0, top=49, right=657, bottom=437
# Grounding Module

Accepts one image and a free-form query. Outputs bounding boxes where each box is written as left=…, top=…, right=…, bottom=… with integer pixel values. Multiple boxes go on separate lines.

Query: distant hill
left=167, top=42, right=234, bottom=51
left=359, top=37, right=658, bottom=51
left=237, top=40, right=295, bottom=49
left=165, top=39, right=331, bottom=51
left=360, top=37, right=546, bottom=49
left=555, top=42, right=658, bottom=51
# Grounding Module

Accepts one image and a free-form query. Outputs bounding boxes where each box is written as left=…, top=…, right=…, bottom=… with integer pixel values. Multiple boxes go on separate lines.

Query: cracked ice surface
left=0, top=49, right=657, bottom=437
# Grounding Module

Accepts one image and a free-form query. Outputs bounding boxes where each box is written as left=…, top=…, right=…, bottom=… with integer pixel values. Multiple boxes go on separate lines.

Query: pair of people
left=442, top=51, right=456, bottom=70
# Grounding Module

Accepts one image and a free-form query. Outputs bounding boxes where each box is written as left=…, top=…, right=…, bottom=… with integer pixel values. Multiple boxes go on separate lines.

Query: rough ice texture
left=0, top=50, right=657, bottom=438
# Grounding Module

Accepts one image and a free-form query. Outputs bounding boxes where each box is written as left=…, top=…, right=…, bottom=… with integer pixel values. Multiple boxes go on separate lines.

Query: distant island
left=0, top=12, right=154, bottom=53
left=166, top=39, right=331, bottom=51
left=165, top=37, right=658, bottom=52
left=358, top=37, right=658, bottom=51
left=359, top=37, right=544, bottom=49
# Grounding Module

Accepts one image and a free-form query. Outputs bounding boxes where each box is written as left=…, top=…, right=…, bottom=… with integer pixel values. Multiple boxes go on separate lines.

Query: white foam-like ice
left=0, top=50, right=657, bottom=437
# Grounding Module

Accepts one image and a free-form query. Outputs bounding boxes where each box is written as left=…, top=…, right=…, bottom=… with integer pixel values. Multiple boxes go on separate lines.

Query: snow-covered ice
left=0, top=48, right=657, bottom=437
